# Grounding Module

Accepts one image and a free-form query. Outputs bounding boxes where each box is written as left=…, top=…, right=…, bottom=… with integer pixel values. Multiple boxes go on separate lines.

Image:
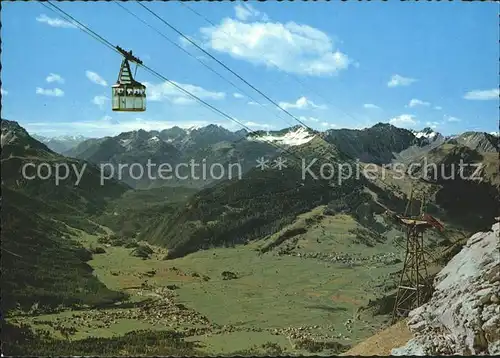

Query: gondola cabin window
left=112, top=84, right=146, bottom=112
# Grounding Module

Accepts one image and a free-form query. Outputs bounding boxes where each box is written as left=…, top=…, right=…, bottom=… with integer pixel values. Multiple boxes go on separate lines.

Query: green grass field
left=8, top=207, right=414, bottom=355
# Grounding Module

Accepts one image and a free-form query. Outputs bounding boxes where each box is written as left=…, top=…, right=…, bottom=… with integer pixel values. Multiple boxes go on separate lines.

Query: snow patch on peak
left=149, top=136, right=160, bottom=142
left=248, top=126, right=315, bottom=147
left=42, top=134, right=87, bottom=142
left=187, top=125, right=201, bottom=132
left=412, top=129, right=437, bottom=139
left=119, top=138, right=133, bottom=147
left=58, top=135, right=86, bottom=141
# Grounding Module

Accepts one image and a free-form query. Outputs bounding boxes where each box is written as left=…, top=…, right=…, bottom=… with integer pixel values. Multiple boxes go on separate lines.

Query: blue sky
left=1, top=1, right=498, bottom=138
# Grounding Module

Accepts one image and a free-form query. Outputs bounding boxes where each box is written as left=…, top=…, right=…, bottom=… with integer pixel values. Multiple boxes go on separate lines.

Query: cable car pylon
left=112, top=46, right=146, bottom=112
left=390, top=185, right=442, bottom=324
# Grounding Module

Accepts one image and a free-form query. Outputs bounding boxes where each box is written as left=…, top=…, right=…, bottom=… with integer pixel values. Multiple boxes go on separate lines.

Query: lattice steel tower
left=391, top=221, right=432, bottom=323
left=390, top=184, right=441, bottom=323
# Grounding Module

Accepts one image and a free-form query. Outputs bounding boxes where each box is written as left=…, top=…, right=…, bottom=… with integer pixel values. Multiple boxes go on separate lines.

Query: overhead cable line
left=137, top=2, right=314, bottom=131
left=115, top=2, right=296, bottom=129
left=40, top=1, right=352, bottom=187
left=39, top=2, right=254, bottom=137
left=179, top=1, right=367, bottom=127
left=139, top=2, right=356, bottom=167
left=38, top=1, right=360, bottom=237
left=40, top=3, right=310, bottom=239
left=38, top=1, right=309, bottom=164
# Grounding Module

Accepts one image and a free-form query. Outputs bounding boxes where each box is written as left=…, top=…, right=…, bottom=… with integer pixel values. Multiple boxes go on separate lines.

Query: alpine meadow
left=1, top=1, right=499, bottom=356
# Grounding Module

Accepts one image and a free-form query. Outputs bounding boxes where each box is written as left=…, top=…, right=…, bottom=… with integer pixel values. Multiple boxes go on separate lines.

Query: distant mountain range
left=2, top=117, right=498, bottom=313
left=4, top=119, right=499, bottom=253
left=45, top=122, right=497, bottom=190
left=63, top=125, right=280, bottom=188
left=32, top=134, right=89, bottom=154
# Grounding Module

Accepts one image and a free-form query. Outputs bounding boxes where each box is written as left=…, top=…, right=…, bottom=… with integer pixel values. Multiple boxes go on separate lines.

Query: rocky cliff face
left=392, top=221, right=500, bottom=355
left=453, top=132, right=499, bottom=153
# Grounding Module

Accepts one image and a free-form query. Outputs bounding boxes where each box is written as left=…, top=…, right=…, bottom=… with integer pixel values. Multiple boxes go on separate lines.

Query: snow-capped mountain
left=22, top=121, right=499, bottom=190
left=247, top=125, right=316, bottom=147
left=391, top=127, right=445, bottom=164
left=64, top=124, right=279, bottom=189
left=412, top=127, right=440, bottom=140
left=32, top=134, right=88, bottom=154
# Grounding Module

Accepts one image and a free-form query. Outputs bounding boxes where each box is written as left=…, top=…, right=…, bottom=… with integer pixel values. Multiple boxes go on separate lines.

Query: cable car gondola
left=112, top=46, right=146, bottom=112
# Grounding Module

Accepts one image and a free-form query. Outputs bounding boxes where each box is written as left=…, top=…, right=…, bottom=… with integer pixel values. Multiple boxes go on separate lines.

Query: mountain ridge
left=1, top=118, right=129, bottom=311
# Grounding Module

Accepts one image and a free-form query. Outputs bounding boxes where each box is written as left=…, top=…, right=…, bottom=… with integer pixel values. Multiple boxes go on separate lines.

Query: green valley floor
left=6, top=210, right=419, bottom=355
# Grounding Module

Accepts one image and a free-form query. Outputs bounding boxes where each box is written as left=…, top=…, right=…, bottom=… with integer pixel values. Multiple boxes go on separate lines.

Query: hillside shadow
left=305, top=304, right=348, bottom=313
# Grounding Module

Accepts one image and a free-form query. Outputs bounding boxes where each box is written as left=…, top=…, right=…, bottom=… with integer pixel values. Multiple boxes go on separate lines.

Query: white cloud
left=279, top=96, right=327, bottom=110
left=200, top=18, right=351, bottom=76
left=179, top=35, right=197, bottom=49
left=102, top=115, right=120, bottom=125
left=35, top=87, right=64, bottom=97
left=388, top=114, right=418, bottom=127
left=1, top=88, right=8, bottom=96
left=247, top=100, right=268, bottom=107
left=244, top=121, right=273, bottom=129
left=298, top=116, right=320, bottom=122
left=171, top=97, right=197, bottom=105
left=92, top=95, right=110, bottom=109
left=444, top=115, right=461, bottom=122
left=408, top=98, right=430, bottom=108
left=363, top=103, right=380, bottom=110
left=321, top=122, right=336, bottom=128
left=46, top=73, right=65, bottom=84
left=463, top=89, right=499, bottom=101
left=85, top=71, right=108, bottom=86
left=425, top=121, right=440, bottom=129
left=387, top=74, right=417, bottom=88
left=144, top=81, right=225, bottom=104
left=36, top=14, right=77, bottom=28
left=234, top=4, right=268, bottom=22
left=434, top=106, right=442, bottom=110
left=233, top=93, right=245, bottom=99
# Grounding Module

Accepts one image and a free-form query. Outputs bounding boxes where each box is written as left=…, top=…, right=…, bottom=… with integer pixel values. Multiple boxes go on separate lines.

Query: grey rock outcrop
left=453, top=132, right=498, bottom=153
left=392, top=221, right=500, bottom=355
